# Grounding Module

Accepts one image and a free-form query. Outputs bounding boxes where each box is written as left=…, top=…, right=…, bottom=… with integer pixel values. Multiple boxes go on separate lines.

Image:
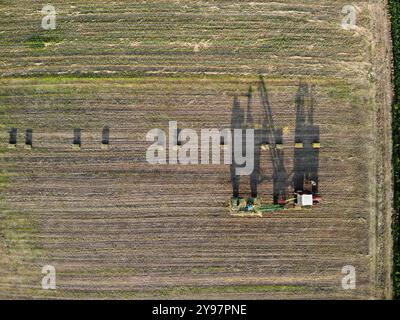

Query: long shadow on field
left=258, top=76, right=288, bottom=204
left=230, top=94, right=245, bottom=198
left=293, top=82, right=320, bottom=193
left=247, top=86, right=262, bottom=198
left=230, top=85, right=263, bottom=199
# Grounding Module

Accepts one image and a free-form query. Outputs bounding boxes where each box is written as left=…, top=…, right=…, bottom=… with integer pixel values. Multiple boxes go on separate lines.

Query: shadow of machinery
left=230, top=76, right=288, bottom=204
left=293, top=82, right=320, bottom=195
left=230, top=77, right=320, bottom=206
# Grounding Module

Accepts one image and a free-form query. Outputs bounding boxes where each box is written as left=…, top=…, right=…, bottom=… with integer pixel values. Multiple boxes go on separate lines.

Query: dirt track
left=368, top=0, right=394, bottom=299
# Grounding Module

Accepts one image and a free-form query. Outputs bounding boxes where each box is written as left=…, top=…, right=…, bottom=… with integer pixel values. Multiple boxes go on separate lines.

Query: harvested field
left=0, top=0, right=394, bottom=299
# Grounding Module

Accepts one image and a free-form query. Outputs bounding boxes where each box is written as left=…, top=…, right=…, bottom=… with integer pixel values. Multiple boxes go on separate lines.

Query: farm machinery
left=230, top=178, right=322, bottom=216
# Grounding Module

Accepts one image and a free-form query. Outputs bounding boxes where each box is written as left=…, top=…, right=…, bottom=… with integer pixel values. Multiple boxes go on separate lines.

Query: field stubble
left=0, top=0, right=394, bottom=299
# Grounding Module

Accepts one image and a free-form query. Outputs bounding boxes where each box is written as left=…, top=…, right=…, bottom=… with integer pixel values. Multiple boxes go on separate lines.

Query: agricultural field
left=0, top=0, right=394, bottom=299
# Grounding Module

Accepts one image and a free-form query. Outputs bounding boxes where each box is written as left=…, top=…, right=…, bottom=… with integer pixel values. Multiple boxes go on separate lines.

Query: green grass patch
left=24, top=31, right=63, bottom=49
left=153, top=284, right=309, bottom=298
left=326, top=85, right=353, bottom=101
left=0, top=170, right=9, bottom=190
left=21, top=283, right=312, bottom=300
